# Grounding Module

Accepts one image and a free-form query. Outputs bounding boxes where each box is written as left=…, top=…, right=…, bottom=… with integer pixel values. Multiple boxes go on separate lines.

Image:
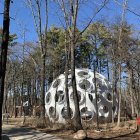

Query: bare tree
left=26, top=0, right=48, bottom=124
left=55, top=0, right=108, bottom=130
left=117, top=0, right=128, bottom=126
left=56, top=0, right=83, bottom=130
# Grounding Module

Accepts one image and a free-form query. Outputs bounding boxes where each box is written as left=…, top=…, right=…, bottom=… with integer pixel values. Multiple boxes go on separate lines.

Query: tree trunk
left=127, top=62, right=134, bottom=117
left=40, top=54, right=46, bottom=121
left=4, top=86, right=8, bottom=122
left=27, top=80, right=31, bottom=117
left=21, top=82, right=25, bottom=124
left=64, top=32, right=71, bottom=119
left=117, top=64, right=121, bottom=127
left=93, top=60, right=99, bottom=130
left=71, top=41, right=82, bottom=130
left=112, top=61, right=117, bottom=123
left=129, top=70, right=134, bottom=116
left=94, top=39, right=99, bottom=130
left=107, top=58, right=110, bottom=81
left=0, top=0, right=10, bottom=138
left=138, top=63, right=140, bottom=115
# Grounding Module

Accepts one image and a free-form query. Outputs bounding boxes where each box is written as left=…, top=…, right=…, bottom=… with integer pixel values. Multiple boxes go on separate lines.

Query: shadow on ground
left=2, top=125, right=63, bottom=140
left=2, top=135, right=10, bottom=140
left=3, top=126, right=37, bottom=137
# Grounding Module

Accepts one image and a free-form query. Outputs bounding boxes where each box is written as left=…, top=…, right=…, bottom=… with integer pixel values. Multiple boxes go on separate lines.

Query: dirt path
left=2, top=124, right=65, bottom=140
left=2, top=123, right=140, bottom=140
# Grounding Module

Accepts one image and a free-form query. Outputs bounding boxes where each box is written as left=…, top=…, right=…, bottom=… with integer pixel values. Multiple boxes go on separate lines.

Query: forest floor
left=2, top=117, right=140, bottom=140
left=2, top=124, right=64, bottom=140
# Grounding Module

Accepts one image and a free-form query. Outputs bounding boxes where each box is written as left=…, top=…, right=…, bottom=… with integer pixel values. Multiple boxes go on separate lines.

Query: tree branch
left=57, top=0, right=72, bottom=36
left=114, top=0, right=140, bottom=17
left=44, top=0, right=48, bottom=54
left=35, top=0, right=43, bottom=53
left=27, top=0, right=40, bottom=38
left=75, top=0, right=109, bottom=42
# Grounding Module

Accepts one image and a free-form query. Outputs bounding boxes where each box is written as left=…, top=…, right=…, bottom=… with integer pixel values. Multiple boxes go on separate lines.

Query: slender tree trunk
left=127, top=62, right=134, bottom=117
left=130, top=70, right=134, bottom=116
left=69, top=0, right=82, bottom=130
left=107, top=58, right=110, bottom=81
left=22, top=32, right=26, bottom=125
left=138, top=64, right=140, bottom=115
left=99, top=59, right=102, bottom=74
left=13, top=79, right=16, bottom=118
left=117, top=64, right=121, bottom=127
left=0, top=0, right=10, bottom=138
left=27, top=80, right=31, bottom=116
left=3, top=87, right=8, bottom=114
left=32, top=77, right=36, bottom=108
left=71, top=40, right=82, bottom=130
left=93, top=60, right=99, bottom=130
left=12, top=63, right=16, bottom=118
left=40, top=54, right=46, bottom=121
left=21, top=82, right=25, bottom=123
left=94, top=39, right=99, bottom=130
left=4, top=86, right=8, bottom=123
left=112, top=61, right=117, bottom=123
left=64, top=32, right=71, bottom=119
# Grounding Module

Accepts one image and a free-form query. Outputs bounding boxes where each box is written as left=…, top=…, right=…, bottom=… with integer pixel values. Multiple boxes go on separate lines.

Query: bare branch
left=57, top=0, right=72, bottom=36
left=35, top=0, right=43, bottom=52
left=75, top=0, right=109, bottom=42
left=27, top=0, right=40, bottom=38
left=114, top=0, right=140, bottom=17
left=127, top=8, right=140, bottom=17
left=55, top=10, right=66, bottom=29
left=44, top=0, right=48, bottom=53
left=118, top=0, right=128, bottom=45
left=73, top=0, right=78, bottom=37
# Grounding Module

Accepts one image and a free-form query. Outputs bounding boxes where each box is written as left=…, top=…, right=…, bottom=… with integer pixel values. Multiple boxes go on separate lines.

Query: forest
left=0, top=0, right=140, bottom=140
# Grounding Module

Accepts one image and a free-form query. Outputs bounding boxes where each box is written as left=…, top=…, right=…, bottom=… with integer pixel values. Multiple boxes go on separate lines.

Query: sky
left=0, top=0, right=140, bottom=43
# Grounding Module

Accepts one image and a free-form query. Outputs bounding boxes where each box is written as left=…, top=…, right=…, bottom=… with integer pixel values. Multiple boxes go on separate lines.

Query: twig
left=113, top=0, right=140, bottom=17
left=127, top=8, right=140, bottom=17
left=75, top=0, right=109, bottom=43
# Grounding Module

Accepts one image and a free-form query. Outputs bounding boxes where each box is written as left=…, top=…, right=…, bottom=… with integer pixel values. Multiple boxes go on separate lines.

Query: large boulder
left=73, top=130, right=87, bottom=140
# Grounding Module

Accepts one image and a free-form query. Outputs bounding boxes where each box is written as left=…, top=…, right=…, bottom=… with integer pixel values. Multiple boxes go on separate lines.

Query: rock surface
left=73, top=130, right=87, bottom=140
